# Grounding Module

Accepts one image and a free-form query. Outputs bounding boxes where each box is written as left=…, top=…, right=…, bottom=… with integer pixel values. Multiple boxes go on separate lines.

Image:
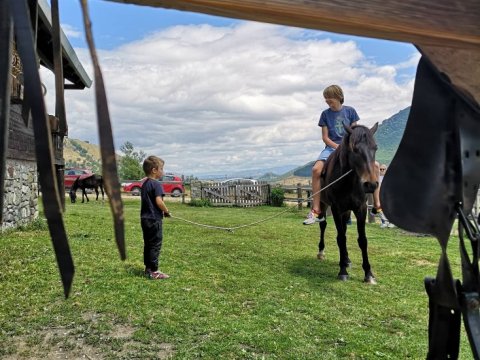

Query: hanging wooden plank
left=9, top=0, right=75, bottom=298
left=80, top=0, right=126, bottom=261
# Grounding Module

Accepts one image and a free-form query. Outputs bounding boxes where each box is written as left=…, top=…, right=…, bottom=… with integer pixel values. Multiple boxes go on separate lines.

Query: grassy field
left=0, top=198, right=472, bottom=359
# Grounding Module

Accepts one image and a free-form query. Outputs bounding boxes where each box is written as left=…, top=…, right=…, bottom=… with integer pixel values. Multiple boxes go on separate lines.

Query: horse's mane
left=332, top=125, right=376, bottom=169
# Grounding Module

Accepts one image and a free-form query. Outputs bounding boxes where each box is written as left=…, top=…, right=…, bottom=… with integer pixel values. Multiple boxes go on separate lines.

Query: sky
left=41, top=0, right=420, bottom=176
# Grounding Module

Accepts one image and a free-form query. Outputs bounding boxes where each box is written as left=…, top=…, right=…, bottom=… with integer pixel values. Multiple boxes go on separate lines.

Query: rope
left=170, top=169, right=353, bottom=232
left=304, top=169, right=352, bottom=201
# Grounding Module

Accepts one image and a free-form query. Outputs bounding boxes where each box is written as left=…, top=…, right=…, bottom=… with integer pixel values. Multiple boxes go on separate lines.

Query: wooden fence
left=280, top=183, right=378, bottom=223
left=190, top=181, right=270, bottom=207
left=281, top=183, right=480, bottom=223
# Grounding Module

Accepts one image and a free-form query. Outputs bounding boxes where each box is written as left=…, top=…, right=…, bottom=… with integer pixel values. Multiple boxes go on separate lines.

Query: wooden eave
left=36, top=0, right=92, bottom=89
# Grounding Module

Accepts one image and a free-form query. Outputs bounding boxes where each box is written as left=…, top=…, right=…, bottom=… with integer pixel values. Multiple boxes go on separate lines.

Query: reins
left=170, top=169, right=353, bottom=232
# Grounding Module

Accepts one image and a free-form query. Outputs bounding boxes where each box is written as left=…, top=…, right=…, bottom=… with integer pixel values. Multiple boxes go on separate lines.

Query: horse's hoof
left=337, top=274, right=349, bottom=281
left=317, top=251, right=326, bottom=260
left=364, top=276, right=377, bottom=285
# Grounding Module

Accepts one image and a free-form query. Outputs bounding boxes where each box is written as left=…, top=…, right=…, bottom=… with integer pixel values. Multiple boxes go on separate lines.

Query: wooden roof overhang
left=36, top=0, right=92, bottom=89
left=105, top=0, right=480, bottom=105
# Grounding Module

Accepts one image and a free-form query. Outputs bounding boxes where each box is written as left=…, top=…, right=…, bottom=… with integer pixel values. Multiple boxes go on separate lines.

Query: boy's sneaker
left=303, top=210, right=325, bottom=225
left=145, top=269, right=170, bottom=280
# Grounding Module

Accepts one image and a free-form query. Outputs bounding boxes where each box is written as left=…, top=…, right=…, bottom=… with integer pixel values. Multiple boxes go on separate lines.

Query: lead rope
left=170, top=169, right=353, bottom=232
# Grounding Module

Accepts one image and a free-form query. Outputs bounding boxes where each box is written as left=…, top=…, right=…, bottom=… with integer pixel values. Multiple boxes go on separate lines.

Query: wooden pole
left=297, top=183, right=302, bottom=210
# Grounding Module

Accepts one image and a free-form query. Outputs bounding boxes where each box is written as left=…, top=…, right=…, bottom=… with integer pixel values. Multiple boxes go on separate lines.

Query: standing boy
left=141, top=155, right=171, bottom=279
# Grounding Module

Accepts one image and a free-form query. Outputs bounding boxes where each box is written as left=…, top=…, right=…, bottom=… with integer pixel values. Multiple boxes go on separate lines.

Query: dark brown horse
left=69, top=174, right=104, bottom=203
left=317, top=123, right=379, bottom=284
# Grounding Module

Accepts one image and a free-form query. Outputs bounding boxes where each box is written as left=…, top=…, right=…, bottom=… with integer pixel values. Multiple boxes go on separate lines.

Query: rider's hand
left=164, top=211, right=171, bottom=218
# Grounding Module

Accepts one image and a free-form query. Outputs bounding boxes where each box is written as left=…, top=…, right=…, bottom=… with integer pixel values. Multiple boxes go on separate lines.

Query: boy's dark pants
left=141, top=218, right=163, bottom=272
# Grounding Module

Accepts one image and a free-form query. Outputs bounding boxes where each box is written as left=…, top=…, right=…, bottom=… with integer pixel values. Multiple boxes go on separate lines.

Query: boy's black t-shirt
left=140, top=178, right=165, bottom=220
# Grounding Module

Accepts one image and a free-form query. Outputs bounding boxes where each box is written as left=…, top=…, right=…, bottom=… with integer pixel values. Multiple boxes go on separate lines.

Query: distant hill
left=375, top=107, right=410, bottom=165
left=197, top=165, right=297, bottom=181
left=64, top=138, right=103, bottom=172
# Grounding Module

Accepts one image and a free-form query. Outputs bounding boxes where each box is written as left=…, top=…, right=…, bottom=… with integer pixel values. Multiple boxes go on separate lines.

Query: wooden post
left=181, top=175, right=185, bottom=204
left=297, top=183, right=302, bottom=210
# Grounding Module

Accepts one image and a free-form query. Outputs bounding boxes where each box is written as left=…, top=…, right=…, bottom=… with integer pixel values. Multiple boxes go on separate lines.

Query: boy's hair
left=143, top=156, right=164, bottom=176
left=323, top=85, right=344, bottom=104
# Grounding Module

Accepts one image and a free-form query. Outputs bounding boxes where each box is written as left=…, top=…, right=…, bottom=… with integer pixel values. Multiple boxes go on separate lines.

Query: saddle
left=381, top=55, right=480, bottom=358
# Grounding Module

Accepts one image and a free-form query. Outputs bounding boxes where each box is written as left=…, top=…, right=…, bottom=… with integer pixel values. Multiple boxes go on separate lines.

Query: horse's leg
left=317, top=203, right=328, bottom=260
left=95, top=186, right=99, bottom=201
left=83, top=188, right=89, bottom=203
left=332, top=208, right=349, bottom=280
left=344, top=210, right=352, bottom=267
left=354, top=206, right=376, bottom=284
left=318, top=220, right=327, bottom=260
left=100, top=185, right=104, bottom=201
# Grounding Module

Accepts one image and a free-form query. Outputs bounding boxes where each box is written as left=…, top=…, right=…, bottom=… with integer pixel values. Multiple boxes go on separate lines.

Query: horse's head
left=344, top=123, right=379, bottom=193
left=69, top=189, right=77, bottom=203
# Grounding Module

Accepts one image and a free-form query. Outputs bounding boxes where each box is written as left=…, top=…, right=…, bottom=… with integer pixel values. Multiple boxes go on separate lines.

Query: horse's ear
left=343, top=123, right=353, bottom=134
left=370, top=122, right=379, bottom=135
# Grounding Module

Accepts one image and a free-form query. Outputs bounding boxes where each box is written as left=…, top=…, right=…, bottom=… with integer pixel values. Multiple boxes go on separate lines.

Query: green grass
left=0, top=199, right=473, bottom=359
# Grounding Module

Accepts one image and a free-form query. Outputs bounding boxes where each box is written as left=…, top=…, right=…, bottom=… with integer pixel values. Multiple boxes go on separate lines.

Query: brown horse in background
left=69, top=174, right=104, bottom=203
left=317, top=123, right=379, bottom=284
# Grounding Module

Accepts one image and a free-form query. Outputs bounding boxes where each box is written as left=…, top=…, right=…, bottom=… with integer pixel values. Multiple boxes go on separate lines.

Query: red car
left=122, top=174, right=184, bottom=197
left=64, top=168, right=93, bottom=190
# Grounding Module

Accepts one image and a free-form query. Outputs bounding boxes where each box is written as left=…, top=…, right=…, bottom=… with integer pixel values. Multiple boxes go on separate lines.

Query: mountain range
left=64, top=106, right=409, bottom=180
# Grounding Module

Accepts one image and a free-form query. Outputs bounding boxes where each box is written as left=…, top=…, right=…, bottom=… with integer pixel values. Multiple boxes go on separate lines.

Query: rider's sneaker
left=303, top=210, right=325, bottom=225
left=371, top=207, right=388, bottom=223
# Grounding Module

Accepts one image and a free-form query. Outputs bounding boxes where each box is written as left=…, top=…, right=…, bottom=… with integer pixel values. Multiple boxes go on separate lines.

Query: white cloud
left=42, top=22, right=418, bottom=176
left=61, top=23, right=83, bottom=39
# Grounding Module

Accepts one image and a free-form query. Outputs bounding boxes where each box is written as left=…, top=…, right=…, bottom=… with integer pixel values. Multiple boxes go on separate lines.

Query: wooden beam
left=106, top=0, right=480, bottom=50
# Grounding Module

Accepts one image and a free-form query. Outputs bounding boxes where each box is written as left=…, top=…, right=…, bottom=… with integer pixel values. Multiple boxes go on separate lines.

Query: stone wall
left=2, top=159, right=38, bottom=231
left=2, top=66, right=38, bottom=231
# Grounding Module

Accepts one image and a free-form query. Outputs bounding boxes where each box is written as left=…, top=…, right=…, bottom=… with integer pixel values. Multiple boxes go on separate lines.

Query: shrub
left=189, top=199, right=212, bottom=207
left=270, top=187, right=285, bottom=207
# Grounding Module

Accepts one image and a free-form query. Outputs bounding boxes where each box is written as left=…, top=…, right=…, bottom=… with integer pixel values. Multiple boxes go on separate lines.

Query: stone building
left=2, top=0, right=91, bottom=230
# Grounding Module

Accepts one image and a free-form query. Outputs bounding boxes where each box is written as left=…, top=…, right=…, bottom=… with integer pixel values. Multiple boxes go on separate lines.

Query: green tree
left=118, top=141, right=146, bottom=180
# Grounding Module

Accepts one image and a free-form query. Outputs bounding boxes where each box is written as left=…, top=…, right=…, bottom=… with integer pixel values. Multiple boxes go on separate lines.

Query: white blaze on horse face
left=358, top=153, right=378, bottom=192
left=359, top=160, right=378, bottom=190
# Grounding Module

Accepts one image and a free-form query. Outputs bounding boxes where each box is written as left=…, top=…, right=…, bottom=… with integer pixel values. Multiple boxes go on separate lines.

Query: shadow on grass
left=288, top=255, right=338, bottom=287
left=123, top=263, right=146, bottom=278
